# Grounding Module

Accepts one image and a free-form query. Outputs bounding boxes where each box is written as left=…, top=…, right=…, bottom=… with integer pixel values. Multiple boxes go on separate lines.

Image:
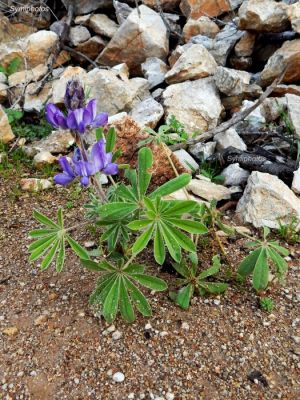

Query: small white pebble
left=145, top=323, right=152, bottom=330
left=107, top=369, right=113, bottom=376
left=160, top=331, right=168, bottom=337
left=292, top=336, right=300, bottom=344
left=74, top=378, right=80, bottom=385
left=30, top=371, right=37, bottom=377
left=166, top=393, right=175, bottom=400
left=107, top=325, right=115, bottom=333
left=112, top=330, right=122, bottom=340
left=213, top=299, right=221, bottom=306
left=128, top=393, right=135, bottom=399
left=112, top=372, right=125, bottom=383
left=181, top=322, right=189, bottom=331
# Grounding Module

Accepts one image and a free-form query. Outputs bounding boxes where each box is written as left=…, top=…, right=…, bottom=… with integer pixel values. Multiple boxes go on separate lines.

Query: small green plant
left=259, top=297, right=274, bottom=313
left=238, top=227, right=289, bottom=292
left=198, top=161, right=224, bottom=184
left=170, top=255, right=228, bottom=310
left=278, top=216, right=300, bottom=244
left=0, top=57, right=21, bottom=77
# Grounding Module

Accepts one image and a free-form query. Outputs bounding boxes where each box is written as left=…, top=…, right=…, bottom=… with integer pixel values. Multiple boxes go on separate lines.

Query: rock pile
left=1, top=0, right=300, bottom=230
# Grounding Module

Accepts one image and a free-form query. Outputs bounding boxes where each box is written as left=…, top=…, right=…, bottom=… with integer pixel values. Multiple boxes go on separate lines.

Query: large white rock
left=189, top=141, right=216, bottom=161
left=165, top=44, right=217, bottom=84
left=287, top=2, right=300, bottom=33
left=214, top=66, right=251, bottom=96
left=221, top=163, right=250, bottom=186
left=286, top=93, right=300, bottom=139
left=130, top=97, right=164, bottom=129
left=8, top=64, right=48, bottom=87
left=162, top=77, right=222, bottom=135
left=173, top=149, right=199, bottom=172
left=214, top=128, right=247, bottom=152
left=69, top=26, right=91, bottom=46
left=89, top=14, right=118, bottom=38
left=97, top=5, right=169, bottom=73
left=236, top=171, right=300, bottom=229
left=142, top=57, right=169, bottom=89
left=187, top=178, right=233, bottom=201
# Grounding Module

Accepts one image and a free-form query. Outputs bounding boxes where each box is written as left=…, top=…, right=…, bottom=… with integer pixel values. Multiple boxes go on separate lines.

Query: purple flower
left=45, top=104, right=68, bottom=129
left=66, top=99, right=108, bottom=134
left=64, top=80, right=85, bottom=110
left=54, top=140, right=118, bottom=187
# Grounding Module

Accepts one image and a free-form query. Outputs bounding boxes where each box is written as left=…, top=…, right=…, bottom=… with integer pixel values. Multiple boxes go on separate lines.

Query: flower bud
left=64, top=80, right=85, bottom=110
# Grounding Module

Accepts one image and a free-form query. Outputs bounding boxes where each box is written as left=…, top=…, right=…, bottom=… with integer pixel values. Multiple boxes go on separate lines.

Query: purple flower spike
left=64, top=80, right=85, bottom=110
left=45, top=104, right=67, bottom=129
left=91, top=139, right=118, bottom=176
left=66, top=100, right=108, bottom=134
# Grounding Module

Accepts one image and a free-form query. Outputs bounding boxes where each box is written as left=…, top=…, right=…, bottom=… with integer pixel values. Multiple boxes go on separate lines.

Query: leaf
left=176, top=284, right=194, bottom=310
left=66, top=236, right=90, bottom=260
left=102, top=276, right=121, bottom=323
left=95, top=127, right=103, bottom=141
left=252, top=248, right=269, bottom=291
left=200, top=282, right=228, bottom=294
left=198, top=255, right=220, bottom=279
left=57, top=208, right=64, bottom=228
left=89, top=273, right=116, bottom=305
left=263, top=226, right=270, bottom=239
left=154, top=224, right=166, bottom=265
left=168, top=218, right=208, bottom=234
left=269, top=242, right=289, bottom=256
left=41, top=240, right=60, bottom=270
left=150, top=174, right=192, bottom=199
left=172, top=260, right=191, bottom=279
left=267, top=248, right=288, bottom=276
left=132, top=224, right=155, bottom=254
left=28, top=234, right=57, bottom=252
left=164, top=223, right=196, bottom=253
left=160, top=222, right=182, bottom=262
left=29, top=235, right=57, bottom=262
left=56, top=239, right=65, bottom=272
left=131, top=274, right=167, bottom=291
left=99, top=202, right=137, bottom=220
left=33, top=209, right=59, bottom=228
left=127, top=220, right=152, bottom=230
left=125, top=278, right=152, bottom=317
left=29, top=228, right=56, bottom=238
left=105, top=127, right=116, bottom=153
left=163, top=200, right=198, bottom=216
left=238, top=248, right=262, bottom=278
left=81, top=259, right=113, bottom=271
left=123, top=263, right=145, bottom=274
left=112, top=148, right=122, bottom=162
left=119, top=278, right=135, bottom=323
left=138, top=147, right=153, bottom=197
left=7, top=57, right=21, bottom=75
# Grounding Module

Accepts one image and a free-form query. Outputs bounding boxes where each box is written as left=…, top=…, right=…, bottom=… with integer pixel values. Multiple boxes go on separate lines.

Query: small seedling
left=0, top=57, right=21, bottom=77
left=259, top=297, right=274, bottom=313
left=278, top=216, right=300, bottom=244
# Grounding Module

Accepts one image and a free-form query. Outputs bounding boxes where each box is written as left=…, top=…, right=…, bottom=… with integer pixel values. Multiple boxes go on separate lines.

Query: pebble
left=145, top=323, right=152, bottom=330
left=214, top=299, right=221, bottom=306
left=128, top=393, right=135, bottom=399
left=112, top=372, right=125, bottom=383
left=74, top=378, right=80, bottom=384
left=112, top=330, right=122, bottom=340
left=292, top=336, right=300, bottom=344
left=34, top=315, right=48, bottom=326
left=166, top=393, right=175, bottom=400
left=2, top=326, right=18, bottom=336
left=181, top=322, right=190, bottom=331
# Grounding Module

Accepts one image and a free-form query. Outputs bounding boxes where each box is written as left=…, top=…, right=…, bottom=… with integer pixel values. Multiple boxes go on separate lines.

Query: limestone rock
left=0, top=30, right=59, bottom=69
left=173, top=149, right=199, bottom=172
left=260, top=97, right=287, bottom=122
left=286, top=93, right=300, bottom=139
left=238, top=0, right=289, bottom=32
left=20, top=178, right=53, bottom=192
left=236, top=171, right=300, bottom=229
left=142, top=58, right=169, bottom=89
left=260, top=39, right=300, bottom=85
left=69, top=26, right=91, bottom=46
left=130, top=97, right=164, bottom=129
left=23, top=130, right=75, bottom=157
left=187, top=178, right=232, bottom=201
left=287, top=1, right=300, bottom=33
left=97, top=6, right=169, bottom=73
left=8, top=64, right=48, bottom=87
left=0, top=105, right=15, bottom=144
left=24, top=82, right=53, bottom=113
left=214, top=66, right=251, bottom=96
left=0, top=73, right=6, bottom=84
left=221, top=163, right=250, bottom=186
left=183, top=16, right=220, bottom=42
left=180, top=0, right=231, bottom=18
left=112, top=63, right=130, bottom=81
left=89, top=14, right=118, bottom=38
left=214, top=128, right=247, bottom=151
left=165, top=44, right=217, bottom=84
left=292, top=165, right=300, bottom=194
left=162, top=78, right=222, bottom=135
left=235, top=32, right=256, bottom=57
left=189, top=141, right=216, bottom=161
left=191, top=24, right=243, bottom=66
left=74, top=36, right=107, bottom=62
left=33, top=152, right=57, bottom=169
left=0, top=13, right=36, bottom=44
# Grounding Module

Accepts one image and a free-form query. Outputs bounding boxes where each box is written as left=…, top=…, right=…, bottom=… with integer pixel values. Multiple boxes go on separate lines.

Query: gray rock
left=189, top=142, right=216, bottom=161
left=236, top=171, right=300, bottom=230
left=62, top=0, right=112, bottom=16
left=214, top=128, right=247, bottom=152
left=69, top=26, right=91, bottom=46
left=173, top=149, right=199, bottom=172
left=221, top=164, right=250, bottom=186
left=214, top=66, right=251, bottom=96
left=286, top=93, right=300, bottom=139
left=188, top=178, right=233, bottom=201
left=130, top=97, right=164, bottom=129
left=141, top=57, right=169, bottom=89
left=162, top=77, right=222, bottom=135
left=24, top=130, right=75, bottom=157
left=88, top=14, right=118, bottom=38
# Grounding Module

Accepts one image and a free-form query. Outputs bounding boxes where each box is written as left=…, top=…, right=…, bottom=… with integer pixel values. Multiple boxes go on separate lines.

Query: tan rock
left=74, top=36, right=107, bottom=61
left=89, top=14, right=118, bottom=38
left=2, top=326, right=18, bottom=336
left=8, top=64, right=48, bottom=87
left=168, top=44, right=192, bottom=68
left=97, top=5, right=169, bottom=73
left=260, top=39, right=300, bottom=85
left=142, top=57, right=169, bottom=88
left=183, top=16, right=220, bottom=42
left=20, top=178, right=53, bottom=192
left=24, top=130, right=75, bottom=157
left=287, top=1, right=300, bottom=33
left=0, top=14, right=36, bottom=44
left=180, top=0, right=231, bottom=18
left=0, top=105, right=15, bottom=144
left=272, top=84, right=300, bottom=97
left=187, top=178, right=232, bottom=201
left=112, top=63, right=130, bottom=81
left=69, top=26, right=91, bottom=46
left=165, top=44, right=217, bottom=84
left=24, top=81, right=53, bottom=113
left=33, top=152, right=57, bottom=169
left=162, top=77, right=222, bottom=135
left=0, top=30, right=59, bottom=69
left=235, top=32, right=256, bottom=57
left=238, top=0, right=289, bottom=32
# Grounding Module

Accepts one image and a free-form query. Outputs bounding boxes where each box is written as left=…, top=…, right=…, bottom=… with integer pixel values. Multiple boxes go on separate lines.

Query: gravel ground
left=0, top=175, right=299, bottom=400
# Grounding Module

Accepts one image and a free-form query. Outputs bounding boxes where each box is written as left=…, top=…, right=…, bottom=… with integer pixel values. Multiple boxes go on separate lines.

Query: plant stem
left=123, top=253, right=137, bottom=269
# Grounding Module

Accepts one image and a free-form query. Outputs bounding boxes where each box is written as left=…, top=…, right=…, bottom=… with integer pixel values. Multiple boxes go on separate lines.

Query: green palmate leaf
left=112, top=148, right=122, bottom=162
left=56, top=239, right=65, bottom=272
left=99, top=202, right=137, bottom=220
left=127, top=220, right=152, bottom=230
left=102, top=276, right=121, bottom=323
left=163, top=200, right=198, bottom=216
left=119, top=278, right=135, bottom=322
left=176, top=284, right=194, bottom=310
left=81, top=259, right=113, bottom=272
left=41, top=240, right=60, bottom=270
left=198, top=255, right=220, bottom=279
left=154, top=224, right=165, bottom=265
left=66, top=236, right=90, bottom=260
left=7, top=57, right=21, bottom=75
left=172, top=260, right=191, bottom=279
left=33, top=209, right=59, bottom=228
left=124, top=278, right=152, bottom=317
left=267, top=248, right=288, bottom=276
left=123, top=263, right=145, bottom=274
left=29, top=235, right=57, bottom=261
left=160, top=223, right=182, bottom=262
left=199, top=282, right=228, bottom=294
left=217, top=221, right=236, bottom=236
left=164, top=223, right=195, bottom=253
left=263, top=226, right=270, bottom=239
left=138, top=147, right=153, bottom=197
left=238, top=248, right=262, bottom=278
left=105, top=127, right=116, bottom=153
left=252, top=248, right=269, bottom=291
left=57, top=208, right=64, bottom=228
left=132, top=224, right=155, bottom=254
left=168, top=218, right=208, bottom=234
left=131, top=274, right=167, bottom=291
left=28, top=233, right=57, bottom=252
left=29, top=228, right=57, bottom=238
left=150, top=173, right=191, bottom=199
left=269, top=242, right=289, bottom=256
left=90, top=274, right=116, bottom=305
